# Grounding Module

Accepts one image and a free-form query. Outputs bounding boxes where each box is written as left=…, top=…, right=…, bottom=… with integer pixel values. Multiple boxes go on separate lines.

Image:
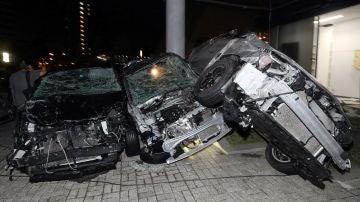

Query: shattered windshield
left=34, top=67, right=121, bottom=98
left=126, top=56, right=196, bottom=105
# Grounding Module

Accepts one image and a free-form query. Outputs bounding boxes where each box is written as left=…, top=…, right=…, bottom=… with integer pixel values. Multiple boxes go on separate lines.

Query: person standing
left=9, top=59, right=40, bottom=110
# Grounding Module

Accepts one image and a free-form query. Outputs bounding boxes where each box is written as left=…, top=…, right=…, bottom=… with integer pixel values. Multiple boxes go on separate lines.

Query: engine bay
left=128, top=88, right=231, bottom=163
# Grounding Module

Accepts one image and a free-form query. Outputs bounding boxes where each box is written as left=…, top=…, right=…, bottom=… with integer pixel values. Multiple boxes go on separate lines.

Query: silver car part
left=164, top=112, right=231, bottom=163
left=233, top=63, right=350, bottom=170
left=162, top=111, right=227, bottom=153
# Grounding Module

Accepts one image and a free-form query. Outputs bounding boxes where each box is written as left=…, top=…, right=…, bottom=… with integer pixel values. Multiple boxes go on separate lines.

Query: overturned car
left=189, top=31, right=353, bottom=188
left=6, top=66, right=140, bottom=182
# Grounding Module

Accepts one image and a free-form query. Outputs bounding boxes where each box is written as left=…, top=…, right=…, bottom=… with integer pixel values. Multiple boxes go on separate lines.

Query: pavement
left=1, top=121, right=360, bottom=201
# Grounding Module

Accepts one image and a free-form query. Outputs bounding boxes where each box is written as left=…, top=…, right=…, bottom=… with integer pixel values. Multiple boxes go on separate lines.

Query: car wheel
left=139, top=141, right=170, bottom=164
left=125, top=130, right=140, bottom=157
left=193, top=56, right=239, bottom=107
left=265, top=144, right=297, bottom=175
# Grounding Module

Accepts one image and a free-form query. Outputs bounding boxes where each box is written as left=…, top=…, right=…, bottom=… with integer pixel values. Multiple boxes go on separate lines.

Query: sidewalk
left=0, top=120, right=359, bottom=201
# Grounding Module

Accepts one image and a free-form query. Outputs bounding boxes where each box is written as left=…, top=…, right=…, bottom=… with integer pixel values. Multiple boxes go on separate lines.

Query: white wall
left=329, top=18, right=360, bottom=98
left=316, top=26, right=333, bottom=87
left=270, top=18, right=314, bottom=73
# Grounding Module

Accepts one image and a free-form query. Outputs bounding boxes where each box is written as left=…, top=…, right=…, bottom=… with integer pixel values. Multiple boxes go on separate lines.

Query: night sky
left=11, top=0, right=269, bottom=60
left=5, top=0, right=359, bottom=62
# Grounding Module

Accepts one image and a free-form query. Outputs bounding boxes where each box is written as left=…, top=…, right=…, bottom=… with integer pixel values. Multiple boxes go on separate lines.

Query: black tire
left=139, top=141, right=170, bottom=164
left=265, top=144, right=297, bottom=175
left=194, top=56, right=239, bottom=107
left=125, top=130, right=140, bottom=157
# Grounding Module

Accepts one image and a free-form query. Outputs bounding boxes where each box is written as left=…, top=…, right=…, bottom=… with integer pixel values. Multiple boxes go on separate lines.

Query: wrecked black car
left=189, top=31, right=353, bottom=188
left=6, top=66, right=140, bottom=182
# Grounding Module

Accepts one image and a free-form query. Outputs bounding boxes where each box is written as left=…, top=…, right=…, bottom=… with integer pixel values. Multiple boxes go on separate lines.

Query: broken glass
left=34, top=67, right=121, bottom=98
left=126, top=56, right=196, bottom=105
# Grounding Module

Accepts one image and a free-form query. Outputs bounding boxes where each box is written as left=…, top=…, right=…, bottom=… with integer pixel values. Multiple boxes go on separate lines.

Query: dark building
left=79, top=0, right=92, bottom=56
left=47, top=0, right=93, bottom=58
left=12, top=0, right=93, bottom=63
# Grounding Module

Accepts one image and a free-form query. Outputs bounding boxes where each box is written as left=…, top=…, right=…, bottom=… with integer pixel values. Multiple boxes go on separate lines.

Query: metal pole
left=166, top=0, right=185, bottom=58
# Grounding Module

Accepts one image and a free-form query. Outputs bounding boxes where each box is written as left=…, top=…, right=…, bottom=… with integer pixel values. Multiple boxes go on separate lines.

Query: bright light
left=79, top=2, right=84, bottom=6
left=62, top=52, right=66, bottom=56
left=139, top=50, right=143, bottom=58
left=314, top=15, right=344, bottom=23
left=80, top=11, right=84, bottom=15
left=2, top=52, right=10, bottom=63
left=150, top=67, right=160, bottom=77
left=80, top=6, right=84, bottom=10
left=48, top=52, right=54, bottom=56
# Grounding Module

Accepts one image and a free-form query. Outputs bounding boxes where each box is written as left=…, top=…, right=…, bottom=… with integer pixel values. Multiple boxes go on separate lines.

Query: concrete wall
left=270, top=18, right=314, bottom=72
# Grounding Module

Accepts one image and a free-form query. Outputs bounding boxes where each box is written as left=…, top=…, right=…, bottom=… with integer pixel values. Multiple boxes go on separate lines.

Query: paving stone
left=1, top=130, right=359, bottom=202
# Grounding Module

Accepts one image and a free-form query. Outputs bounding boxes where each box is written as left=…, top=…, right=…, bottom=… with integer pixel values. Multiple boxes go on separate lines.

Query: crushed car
left=188, top=30, right=353, bottom=188
left=6, top=65, right=140, bottom=182
left=123, top=54, right=231, bottom=164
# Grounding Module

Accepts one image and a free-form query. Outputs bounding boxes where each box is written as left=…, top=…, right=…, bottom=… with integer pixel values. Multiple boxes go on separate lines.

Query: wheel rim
left=199, top=65, right=225, bottom=91
left=271, top=147, right=291, bottom=163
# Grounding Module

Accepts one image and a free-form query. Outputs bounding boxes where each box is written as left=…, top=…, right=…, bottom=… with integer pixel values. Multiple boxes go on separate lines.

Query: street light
left=2, top=52, right=10, bottom=63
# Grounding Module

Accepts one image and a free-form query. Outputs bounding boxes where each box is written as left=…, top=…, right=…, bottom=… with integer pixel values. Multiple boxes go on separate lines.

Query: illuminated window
left=80, top=6, right=84, bottom=10
left=80, top=20, right=84, bottom=24
left=80, top=11, right=84, bottom=15
left=79, top=2, right=84, bottom=6
left=80, top=16, right=84, bottom=19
